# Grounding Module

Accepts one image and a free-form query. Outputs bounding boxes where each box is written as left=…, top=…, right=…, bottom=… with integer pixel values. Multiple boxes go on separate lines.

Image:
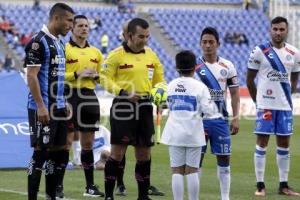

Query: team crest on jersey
left=220, top=69, right=227, bottom=77
left=286, top=54, right=292, bottom=61
left=31, top=42, right=39, bottom=50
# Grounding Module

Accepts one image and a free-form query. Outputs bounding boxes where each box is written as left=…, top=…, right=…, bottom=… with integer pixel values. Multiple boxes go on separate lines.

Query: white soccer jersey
left=248, top=42, right=300, bottom=111
left=93, top=125, right=111, bottom=163
left=195, top=56, right=239, bottom=119
left=161, top=77, right=215, bottom=147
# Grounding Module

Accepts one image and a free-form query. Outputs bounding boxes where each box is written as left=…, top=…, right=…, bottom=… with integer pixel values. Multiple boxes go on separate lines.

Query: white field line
left=0, top=188, right=80, bottom=200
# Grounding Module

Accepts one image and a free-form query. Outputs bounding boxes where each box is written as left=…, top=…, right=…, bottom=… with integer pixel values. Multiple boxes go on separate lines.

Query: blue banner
left=0, top=71, right=31, bottom=168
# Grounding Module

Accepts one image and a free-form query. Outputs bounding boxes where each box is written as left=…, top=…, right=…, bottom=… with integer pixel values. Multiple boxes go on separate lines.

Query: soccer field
left=0, top=117, right=300, bottom=200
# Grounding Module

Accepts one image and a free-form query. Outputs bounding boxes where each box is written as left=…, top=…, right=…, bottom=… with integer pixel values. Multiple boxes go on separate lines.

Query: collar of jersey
left=41, top=25, right=60, bottom=41
left=200, top=56, right=219, bottom=64
left=69, top=38, right=90, bottom=48
left=123, top=42, right=145, bottom=54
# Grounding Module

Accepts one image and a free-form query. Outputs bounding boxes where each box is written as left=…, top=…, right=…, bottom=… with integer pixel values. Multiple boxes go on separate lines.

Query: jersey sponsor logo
left=219, top=62, right=228, bottom=69
left=208, top=89, right=224, bottom=101
left=51, top=55, right=65, bottom=65
left=90, top=58, right=99, bottom=64
left=66, top=59, right=78, bottom=64
left=263, top=89, right=275, bottom=99
left=119, top=64, right=133, bottom=69
left=198, top=69, right=205, bottom=75
left=249, top=57, right=261, bottom=64
left=175, top=84, right=186, bottom=92
left=268, top=52, right=274, bottom=59
left=51, top=67, right=65, bottom=77
left=285, top=47, right=295, bottom=55
left=266, top=89, right=272, bottom=95
left=167, top=95, right=197, bottom=111
left=218, top=78, right=226, bottom=83
left=218, top=135, right=231, bottom=140
left=146, top=64, right=154, bottom=68
left=266, top=70, right=289, bottom=82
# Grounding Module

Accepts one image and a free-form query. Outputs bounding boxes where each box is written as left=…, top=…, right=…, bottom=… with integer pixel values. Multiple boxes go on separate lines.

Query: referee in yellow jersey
left=56, top=15, right=106, bottom=198
left=102, top=18, right=165, bottom=200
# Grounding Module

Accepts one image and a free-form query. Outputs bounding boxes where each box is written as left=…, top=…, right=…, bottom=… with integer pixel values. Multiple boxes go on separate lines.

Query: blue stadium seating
left=0, top=4, right=175, bottom=82
left=150, top=8, right=270, bottom=85
left=2, top=4, right=291, bottom=86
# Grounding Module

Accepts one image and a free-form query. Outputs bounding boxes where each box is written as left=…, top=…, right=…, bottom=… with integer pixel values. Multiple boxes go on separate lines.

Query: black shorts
left=28, top=108, right=68, bottom=148
left=110, top=97, right=155, bottom=146
left=67, top=88, right=100, bottom=132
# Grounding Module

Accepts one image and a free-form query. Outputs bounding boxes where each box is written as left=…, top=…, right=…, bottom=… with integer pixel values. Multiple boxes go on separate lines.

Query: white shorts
left=169, top=146, right=202, bottom=168
left=93, top=145, right=110, bottom=164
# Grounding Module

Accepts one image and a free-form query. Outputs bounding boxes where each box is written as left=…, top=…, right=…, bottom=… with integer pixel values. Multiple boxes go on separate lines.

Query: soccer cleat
left=255, top=188, right=266, bottom=197
left=115, top=185, right=127, bottom=196
left=105, top=197, right=114, bottom=200
left=255, top=182, right=266, bottom=197
left=56, top=185, right=64, bottom=199
left=278, top=186, right=300, bottom=196
left=148, top=185, right=164, bottom=196
left=83, top=184, right=105, bottom=197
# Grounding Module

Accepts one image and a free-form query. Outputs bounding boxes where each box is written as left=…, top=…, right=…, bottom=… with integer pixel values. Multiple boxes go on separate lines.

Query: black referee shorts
left=67, top=88, right=100, bottom=132
left=110, top=97, right=155, bottom=147
left=28, top=108, right=68, bottom=148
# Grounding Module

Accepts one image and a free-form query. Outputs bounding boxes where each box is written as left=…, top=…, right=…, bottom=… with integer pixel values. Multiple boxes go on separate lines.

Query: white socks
left=187, top=173, right=199, bottom=200
left=72, top=141, right=81, bottom=165
left=217, top=166, right=230, bottom=200
left=276, top=147, right=290, bottom=182
left=172, top=174, right=184, bottom=200
left=254, top=145, right=266, bottom=182
left=172, top=172, right=200, bottom=200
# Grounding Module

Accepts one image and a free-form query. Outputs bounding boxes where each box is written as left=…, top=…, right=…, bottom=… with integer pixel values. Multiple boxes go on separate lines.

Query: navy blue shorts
left=28, top=108, right=67, bottom=148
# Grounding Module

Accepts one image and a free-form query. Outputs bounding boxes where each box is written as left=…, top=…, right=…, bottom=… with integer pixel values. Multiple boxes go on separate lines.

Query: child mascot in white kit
left=161, top=50, right=215, bottom=200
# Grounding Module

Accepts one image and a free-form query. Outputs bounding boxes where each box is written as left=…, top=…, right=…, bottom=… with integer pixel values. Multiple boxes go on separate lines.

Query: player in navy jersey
left=195, top=27, right=240, bottom=200
left=24, top=3, right=74, bottom=200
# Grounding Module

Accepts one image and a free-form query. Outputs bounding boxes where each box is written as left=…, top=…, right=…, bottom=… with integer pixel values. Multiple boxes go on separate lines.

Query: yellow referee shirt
left=65, top=39, right=104, bottom=90
left=102, top=43, right=165, bottom=96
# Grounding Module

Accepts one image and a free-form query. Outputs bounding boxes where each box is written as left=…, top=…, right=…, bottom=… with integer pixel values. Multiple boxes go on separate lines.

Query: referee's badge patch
left=31, top=42, right=39, bottom=50
left=102, top=63, right=108, bottom=69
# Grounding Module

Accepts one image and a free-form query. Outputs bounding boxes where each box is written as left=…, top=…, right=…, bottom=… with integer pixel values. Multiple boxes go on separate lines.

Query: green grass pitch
left=0, top=116, right=300, bottom=200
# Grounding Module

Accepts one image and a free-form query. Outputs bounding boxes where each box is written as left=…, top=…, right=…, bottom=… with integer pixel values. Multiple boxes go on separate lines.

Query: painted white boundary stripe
left=0, top=188, right=80, bottom=200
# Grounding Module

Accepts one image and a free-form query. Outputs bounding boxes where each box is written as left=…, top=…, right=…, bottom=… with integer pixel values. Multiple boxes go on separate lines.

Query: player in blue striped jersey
left=25, top=3, right=74, bottom=200
left=195, top=27, right=240, bottom=200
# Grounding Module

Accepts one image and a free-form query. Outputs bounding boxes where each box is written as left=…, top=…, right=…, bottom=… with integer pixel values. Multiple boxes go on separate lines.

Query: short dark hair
left=128, top=18, right=149, bottom=34
left=74, top=15, right=88, bottom=25
left=271, top=16, right=288, bottom=26
left=200, top=27, right=219, bottom=43
left=176, top=50, right=196, bottom=75
left=49, top=3, right=74, bottom=19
